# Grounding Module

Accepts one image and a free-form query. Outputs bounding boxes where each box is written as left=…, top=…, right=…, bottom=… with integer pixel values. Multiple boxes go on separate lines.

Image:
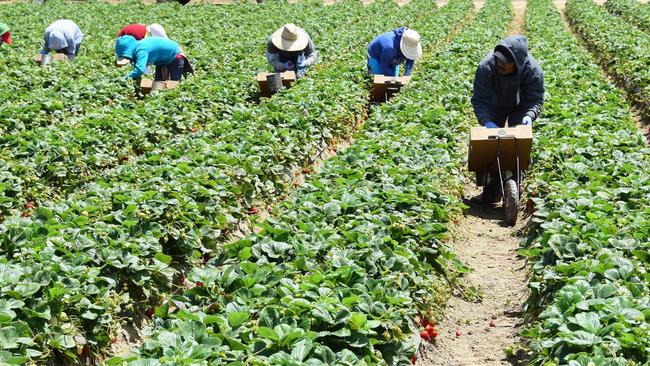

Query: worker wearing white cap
left=367, top=27, right=422, bottom=77
left=266, top=23, right=317, bottom=77
left=41, top=19, right=84, bottom=60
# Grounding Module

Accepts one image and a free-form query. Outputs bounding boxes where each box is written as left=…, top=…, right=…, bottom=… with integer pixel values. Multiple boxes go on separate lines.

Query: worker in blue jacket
left=470, top=35, right=544, bottom=204
left=115, top=35, right=191, bottom=81
left=366, top=27, right=422, bottom=77
left=41, top=19, right=84, bottom=59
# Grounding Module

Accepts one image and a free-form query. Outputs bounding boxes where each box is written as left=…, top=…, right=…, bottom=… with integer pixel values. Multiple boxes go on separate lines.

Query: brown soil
left=437, top=0, right=449, bottom=6
left=510, top=0, right=527, bottom=34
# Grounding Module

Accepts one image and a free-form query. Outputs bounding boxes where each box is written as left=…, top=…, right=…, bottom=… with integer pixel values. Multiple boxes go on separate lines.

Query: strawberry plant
left=523, top=0, right=650, bottom=364
left=605, top=0, right=650, bottom=34
left=565, top=0, right=650, bottom=123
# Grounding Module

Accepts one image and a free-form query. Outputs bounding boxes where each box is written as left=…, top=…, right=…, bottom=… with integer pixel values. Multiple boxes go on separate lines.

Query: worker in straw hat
left=366, top=27, right=422, bottom=77
left=0, top=22, right=12, bottom=46
left=41, top=19, right=84, bottom=60
left=266, top=23, right=317, bottom=78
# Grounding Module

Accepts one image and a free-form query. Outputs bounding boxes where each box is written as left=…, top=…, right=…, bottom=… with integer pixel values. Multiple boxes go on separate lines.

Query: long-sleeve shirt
left=366, top=27, right=414, bottom=76
left=471, top=35, right=544, bottom=125
left=118, top=24, right=147, bottom=40
left=116, top=36, right=181, bottom=79
left=42, top=20, right=84, bottom=57
left=265, top=36, right=317, bottom=73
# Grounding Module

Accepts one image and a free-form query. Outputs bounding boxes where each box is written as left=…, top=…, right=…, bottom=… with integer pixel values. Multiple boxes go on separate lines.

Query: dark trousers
left=155, top=57, right=184, bottom=81
left=490, top=105, right=528, bottom=127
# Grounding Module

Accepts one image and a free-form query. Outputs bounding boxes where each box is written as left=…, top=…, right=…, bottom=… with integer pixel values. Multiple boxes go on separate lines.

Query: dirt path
left=418, top=2, right=530, bottom=365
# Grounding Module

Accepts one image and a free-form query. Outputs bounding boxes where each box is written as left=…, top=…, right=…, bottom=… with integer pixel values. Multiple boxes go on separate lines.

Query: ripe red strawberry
left=411, top=354, right=417, bottom=364
left=420, top=330, right=430, bottom=341
left=249, top=207, right=260, bottom=214
left=22, top=211, right=30, bottom=218
left=195, top=281, right=204, bottom=287
left=25, top=201, right=35, bottom=209
left=455, top=329, right=462, bottom=337
left=145, top=308, right=153, bottom=320
left=191, top=127, right=198, bottom=133
left=111, top=336, right=118, bottom=344
left=425, top=324, right=436, bottom=335
left=489, top=321, right=496, bottom=328
left=430, top=329, right=438, bottom=338
left=81, top=344, right=90, bottom=357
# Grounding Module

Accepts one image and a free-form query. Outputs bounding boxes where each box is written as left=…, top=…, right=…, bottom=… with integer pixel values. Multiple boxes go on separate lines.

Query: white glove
left=522, top=116, right=533, bottom=125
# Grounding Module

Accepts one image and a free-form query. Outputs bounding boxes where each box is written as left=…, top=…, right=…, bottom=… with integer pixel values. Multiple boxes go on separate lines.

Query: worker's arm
left=41, top=32, right=50, bottom=54
left=128, top=49, right=149, bottom=78
left=300, top=38, right=317, bottom=67
left=378, top=48, right=396, bottom=76
left=470, top=62, right=494, bottom=125
left=520, top=64, right=544, bottom=122
left=404, top=59, right=415, bottom=76
left=266, top=41, right=286, bottom=72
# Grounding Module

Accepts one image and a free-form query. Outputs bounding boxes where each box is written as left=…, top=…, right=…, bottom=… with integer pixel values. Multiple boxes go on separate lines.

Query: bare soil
left=510, top=0, right=527, bottom=34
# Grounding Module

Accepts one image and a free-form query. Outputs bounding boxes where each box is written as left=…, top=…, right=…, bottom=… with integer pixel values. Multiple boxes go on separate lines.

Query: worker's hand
left=521, top=116, right=532, bottom=125
left=484, top=121, right=499, bottom=128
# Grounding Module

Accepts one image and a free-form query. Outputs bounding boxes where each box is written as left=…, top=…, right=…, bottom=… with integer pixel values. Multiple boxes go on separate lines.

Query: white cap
left=400, top=29, right=422, bottom=60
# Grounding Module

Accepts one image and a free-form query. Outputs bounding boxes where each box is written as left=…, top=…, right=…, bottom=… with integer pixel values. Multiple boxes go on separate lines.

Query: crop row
left=605, top=0, right=650, bottom=34
left=523, top=0, right=650, bottom=364
left=0, top=0, right=474, bottom=364
left=0, top=0, right=372, bottom=216
left=565, top=0, right=650, bottom=123
left=106, top=0, right=513, bottom=364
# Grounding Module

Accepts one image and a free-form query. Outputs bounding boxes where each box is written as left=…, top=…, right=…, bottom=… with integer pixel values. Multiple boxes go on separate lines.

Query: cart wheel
left=503, top=179, right=519, bottom=225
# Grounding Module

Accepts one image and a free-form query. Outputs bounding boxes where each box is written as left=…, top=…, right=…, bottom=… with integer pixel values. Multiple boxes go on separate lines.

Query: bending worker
left=117, top=23, right=168, bottom=40
left=41, top=19, right=84, bottom=59
left=470, top=35, right=544, bottom=204
left=1, top=22, right=12, bottom=45
left=115, top=35, right=191, bottom=82
left=366, top=27, right=422, bottom=76
left=266, top=23, right=317, bottom=78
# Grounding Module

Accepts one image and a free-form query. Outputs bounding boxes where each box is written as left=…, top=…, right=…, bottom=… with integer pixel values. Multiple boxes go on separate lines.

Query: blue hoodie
left=471, top=35, right=544, bottom=125
left=366, top=27, right=414, bottom=76
left=115, top=35, right=181, bottom=79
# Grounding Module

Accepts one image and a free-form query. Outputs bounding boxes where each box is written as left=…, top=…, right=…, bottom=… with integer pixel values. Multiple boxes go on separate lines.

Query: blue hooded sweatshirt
left=471, top=35, right=544, bottom=125
left=366, top=27, right=414, bottom=76
left=115, top=35, right=181, bottom=79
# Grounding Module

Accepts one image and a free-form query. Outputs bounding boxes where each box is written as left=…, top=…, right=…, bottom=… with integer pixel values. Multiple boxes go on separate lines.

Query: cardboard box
left=116, top=58, right=130, bottom=67
left=33, top=53, right=68, bottom=64
left=372, top=75, right=410, bottom=102
left=256, top=71, right=296, bottom=97
left=467, top=125, right=533, bottom=172
left=140, top=79, right=179, bottom=95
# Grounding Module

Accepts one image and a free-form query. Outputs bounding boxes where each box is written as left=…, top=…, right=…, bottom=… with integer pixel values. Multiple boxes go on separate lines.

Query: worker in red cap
left=117, top=23, right=168, bottom=41
left=1, top=23, right=12, bottom=45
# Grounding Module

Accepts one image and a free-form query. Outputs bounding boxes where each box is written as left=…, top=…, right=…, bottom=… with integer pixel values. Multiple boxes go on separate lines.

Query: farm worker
left=41, top=19, right=84, bottom=59
left=117, top=23, right=168, bottom=40
left=0, top=22, right=12, bottom=45
left=266, top=23, right=317, bottom=78
left=470, top=35, right=544, bottom=204
left=115, top=35, right=192, bottom=81
left=366, top=27, right=422, bottom=77
left=471, top=35, right=544, bottom=129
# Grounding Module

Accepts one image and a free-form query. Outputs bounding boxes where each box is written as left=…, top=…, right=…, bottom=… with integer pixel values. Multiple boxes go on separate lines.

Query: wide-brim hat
left=400, top=28, right=422, bottom=61
left=271, top=23, right=309, bottom=52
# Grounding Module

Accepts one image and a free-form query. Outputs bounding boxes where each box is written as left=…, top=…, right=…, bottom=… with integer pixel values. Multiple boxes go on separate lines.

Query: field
left=0, top=0, right=648, bottom=365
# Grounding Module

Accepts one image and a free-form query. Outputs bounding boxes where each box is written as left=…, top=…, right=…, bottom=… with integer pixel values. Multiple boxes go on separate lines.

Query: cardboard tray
left=34, top=53, right=68, bottom=64
left=372, top=75, right=410, bottom=102
left=467, top=125, right=533, bottom=172
left=257, top=71, right=297, bottom=97
left=140, top=79, right=179, bottom=95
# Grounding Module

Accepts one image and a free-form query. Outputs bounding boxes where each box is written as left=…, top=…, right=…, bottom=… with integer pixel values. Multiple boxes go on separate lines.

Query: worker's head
left=400, top=28, right=422, bottom=61
left=48, top=30, right=68, bottom=51
left=271, top=23, right=309, bottom=52
left=494, top=47, right=516, bottom=76
left=115, top=35, right=137, bottom=60
left=0, top=22, right=11, bottom=45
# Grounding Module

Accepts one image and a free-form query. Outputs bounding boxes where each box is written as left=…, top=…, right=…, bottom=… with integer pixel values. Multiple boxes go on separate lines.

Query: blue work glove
left=521, top=116, right=533, bottom=125
left=484, top=121, right=499, bottom=128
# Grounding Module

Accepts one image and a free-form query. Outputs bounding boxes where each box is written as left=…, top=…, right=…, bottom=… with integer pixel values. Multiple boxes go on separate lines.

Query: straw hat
left=271, top=23, right=309, bottom=52
left=400, top=29, right=422, bottom=60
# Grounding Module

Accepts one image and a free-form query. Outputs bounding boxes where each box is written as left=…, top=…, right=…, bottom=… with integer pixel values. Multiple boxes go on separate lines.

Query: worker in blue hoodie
left=470, top=35, right=544, bottom=204
left=115, top=35, right=191, bottom=81
left=366, top=27, right=422, bottom=77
